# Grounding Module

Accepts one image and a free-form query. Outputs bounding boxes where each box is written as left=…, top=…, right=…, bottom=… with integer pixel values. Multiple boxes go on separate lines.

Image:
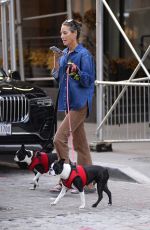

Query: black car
left=0, top=68, right=56, bottom=151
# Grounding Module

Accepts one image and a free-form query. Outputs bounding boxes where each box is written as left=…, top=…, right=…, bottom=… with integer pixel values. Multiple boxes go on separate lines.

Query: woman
left=51, top=19, right=95, bottom=193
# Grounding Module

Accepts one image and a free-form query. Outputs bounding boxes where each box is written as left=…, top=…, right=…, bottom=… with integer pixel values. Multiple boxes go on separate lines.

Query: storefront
left=0, top=0, right=149, bottom=84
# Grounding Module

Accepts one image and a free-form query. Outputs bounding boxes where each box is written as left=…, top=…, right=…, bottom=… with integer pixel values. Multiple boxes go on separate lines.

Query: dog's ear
left=20, top=144, right=25, bottom=151
left=21, top=144, right=32, bottom=158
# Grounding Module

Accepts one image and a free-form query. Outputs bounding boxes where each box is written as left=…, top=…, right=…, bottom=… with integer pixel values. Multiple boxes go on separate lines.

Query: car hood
left=0, top=79, right=46, bottom=98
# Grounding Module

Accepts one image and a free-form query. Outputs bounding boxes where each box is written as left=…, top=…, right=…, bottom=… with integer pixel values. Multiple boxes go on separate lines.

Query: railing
left=96, top=80, right=150, bottom=142
left=95, top=1, right=150, bottom=145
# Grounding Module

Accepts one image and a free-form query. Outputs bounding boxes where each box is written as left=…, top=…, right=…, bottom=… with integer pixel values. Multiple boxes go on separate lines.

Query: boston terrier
left=14, top=144, right=58, bottom=189
left=49, top=159, right=112, bottom=209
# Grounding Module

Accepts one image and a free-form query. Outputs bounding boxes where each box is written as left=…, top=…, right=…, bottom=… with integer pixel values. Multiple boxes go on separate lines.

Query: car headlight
left=30, top=97, right=53, bottom=107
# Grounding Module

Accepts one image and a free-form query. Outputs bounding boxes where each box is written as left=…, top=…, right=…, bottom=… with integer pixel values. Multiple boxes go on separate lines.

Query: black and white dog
left=49, top=159, right=112, bottom=209
left=14, top=144, right=58, bottom=189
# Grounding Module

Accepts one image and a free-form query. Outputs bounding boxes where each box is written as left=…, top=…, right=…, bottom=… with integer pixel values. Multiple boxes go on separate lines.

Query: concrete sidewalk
left=84, top=122, right=150, bottom=184
left=1, top=122, right=150, bottom=230
left=0, top=122, right=150, bottom=185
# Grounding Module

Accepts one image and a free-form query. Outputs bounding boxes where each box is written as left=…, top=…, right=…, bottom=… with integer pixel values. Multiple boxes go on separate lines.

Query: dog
left=49, top=159, right=112, bottom=209
left=14, top=144, right=58, bottom=189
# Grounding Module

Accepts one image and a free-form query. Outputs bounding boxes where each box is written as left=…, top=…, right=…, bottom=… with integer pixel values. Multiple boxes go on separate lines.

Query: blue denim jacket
left=52, top=44, right=95, bottom=116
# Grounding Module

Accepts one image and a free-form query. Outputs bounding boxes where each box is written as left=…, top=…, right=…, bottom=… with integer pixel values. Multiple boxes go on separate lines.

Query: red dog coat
left=28, top=152, right=49, bottom=173
left=62, top=165, right=87, bottom=189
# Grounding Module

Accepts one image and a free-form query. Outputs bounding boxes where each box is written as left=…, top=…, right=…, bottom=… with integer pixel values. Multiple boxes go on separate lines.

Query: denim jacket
left=52, top=44, right=95, bottom=116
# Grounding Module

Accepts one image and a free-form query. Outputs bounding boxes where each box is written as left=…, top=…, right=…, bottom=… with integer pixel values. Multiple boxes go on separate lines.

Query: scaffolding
left=0, top=0, right=72, bottom=80
left=93, top=0, right=150, bottom=151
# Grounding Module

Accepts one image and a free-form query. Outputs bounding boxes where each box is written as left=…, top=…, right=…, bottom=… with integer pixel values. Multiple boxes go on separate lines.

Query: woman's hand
left=66, top=62, right=80, bottom=80
left=67, top=62, right=78, bottom=74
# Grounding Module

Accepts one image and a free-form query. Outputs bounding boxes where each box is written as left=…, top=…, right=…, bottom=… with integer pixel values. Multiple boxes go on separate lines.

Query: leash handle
left=66, top=66, right=75, bottom=162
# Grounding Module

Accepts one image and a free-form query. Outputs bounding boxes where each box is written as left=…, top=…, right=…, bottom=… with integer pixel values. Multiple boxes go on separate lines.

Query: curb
left=0, top=161, right=19, bottom=169
left=95, top=162, right=150, bottom=184
left=1, top=160, right=150, bottom=184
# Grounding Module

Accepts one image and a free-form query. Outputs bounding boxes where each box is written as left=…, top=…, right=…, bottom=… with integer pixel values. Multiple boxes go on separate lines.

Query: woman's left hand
left=66, top=62, right=78, bottom=74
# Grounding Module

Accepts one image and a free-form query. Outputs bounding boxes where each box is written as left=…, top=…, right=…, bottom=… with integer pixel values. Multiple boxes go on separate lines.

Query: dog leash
left=50, top=50, right=75, bottom=162
left=66, top=65, right=75, bottom=163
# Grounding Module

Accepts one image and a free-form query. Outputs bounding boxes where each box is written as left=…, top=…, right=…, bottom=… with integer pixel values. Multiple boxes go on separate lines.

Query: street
left=0, top=163, right=150, bottom=230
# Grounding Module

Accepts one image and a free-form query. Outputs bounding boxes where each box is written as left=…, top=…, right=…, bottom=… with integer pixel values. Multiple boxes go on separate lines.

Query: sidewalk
left=0, top=122, right=150, bottom=184
left=1, top=164, right=150, bottom=230
left=84, top=122, right=150, bottom=184
left=1, top=122, right=150, bottom=230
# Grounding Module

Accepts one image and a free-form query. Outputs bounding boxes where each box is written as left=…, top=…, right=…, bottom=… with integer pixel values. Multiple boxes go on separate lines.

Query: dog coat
left=62, top=165, right=87, bottom=189
left=28, top=152, right=49, bottom=173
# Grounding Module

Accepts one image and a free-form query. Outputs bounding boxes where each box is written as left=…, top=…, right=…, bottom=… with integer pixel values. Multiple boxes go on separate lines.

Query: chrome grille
left=0, top=95, right=29, bottom=123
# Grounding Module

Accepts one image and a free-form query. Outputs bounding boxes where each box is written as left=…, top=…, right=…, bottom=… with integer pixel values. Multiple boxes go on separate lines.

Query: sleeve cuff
left=51, top=68, right=58, bottom=79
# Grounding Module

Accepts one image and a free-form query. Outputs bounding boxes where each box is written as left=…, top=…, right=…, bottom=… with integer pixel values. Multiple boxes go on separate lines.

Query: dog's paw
left=92, top=203, right=97, bottom=208
left=29, top=186, right=36, bottom=190
left=108, top=202, right=112, bottom=206
left=30, top=181, right=39, bottom=188
left=79, top=205, right=85, bottom=209
left=31, top=180, right=39, bottom=186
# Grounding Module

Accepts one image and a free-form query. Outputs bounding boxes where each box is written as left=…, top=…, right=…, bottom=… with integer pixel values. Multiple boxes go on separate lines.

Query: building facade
left=0, top=0, right=150, bottom=123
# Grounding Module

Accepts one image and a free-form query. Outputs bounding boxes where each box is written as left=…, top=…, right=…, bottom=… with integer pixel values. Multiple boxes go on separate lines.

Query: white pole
left=66, top=0, right=72, bottom=19
left=8, top=0, right=16, bottom=70
left=1, top=1, right=8, bottom=72
left=96, top=0, right=103, bottom=140
left=16, top=0, right=25, bottom=81
left=102, top=0, right=150, bottom=79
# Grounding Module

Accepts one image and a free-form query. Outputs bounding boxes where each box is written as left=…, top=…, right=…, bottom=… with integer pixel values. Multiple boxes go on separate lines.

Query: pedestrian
left=50, top=19, right=96, bottom=193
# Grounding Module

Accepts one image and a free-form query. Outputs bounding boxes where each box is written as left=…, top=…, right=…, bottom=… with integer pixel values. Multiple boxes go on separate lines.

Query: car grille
left=0, top=95, right=29, bottom=123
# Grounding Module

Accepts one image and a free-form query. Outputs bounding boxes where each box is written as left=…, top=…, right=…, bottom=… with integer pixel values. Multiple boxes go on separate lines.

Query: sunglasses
left=64, top=19, right=74, bottom=23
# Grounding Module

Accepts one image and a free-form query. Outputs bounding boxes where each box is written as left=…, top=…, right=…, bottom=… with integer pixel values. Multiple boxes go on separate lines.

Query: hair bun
left=74, top=20, right=82, bottom=28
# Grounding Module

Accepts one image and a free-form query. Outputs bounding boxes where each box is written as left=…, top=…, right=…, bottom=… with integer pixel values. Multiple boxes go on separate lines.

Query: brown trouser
left=54, top=106, right=92, bottom=165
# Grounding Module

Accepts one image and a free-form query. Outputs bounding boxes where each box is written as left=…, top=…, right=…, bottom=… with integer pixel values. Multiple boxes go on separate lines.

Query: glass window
left=105, top=0, right=150, bottom=81
left=21, top=0, right=66, bottom=18
left=20, top=0, right=67, bottom=80
left=124, top=1, right=150, bottom=57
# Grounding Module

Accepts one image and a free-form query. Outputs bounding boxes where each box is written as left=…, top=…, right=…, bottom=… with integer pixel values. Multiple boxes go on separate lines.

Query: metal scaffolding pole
left=96, top=0, right=103, bottom=140
left=16, top=0, right=25, bottom=81
left=0, top=0, right=8, bottom=72
left=8, top=0, right=16, bottom=70
left=66, top=0, right=72, bottom=19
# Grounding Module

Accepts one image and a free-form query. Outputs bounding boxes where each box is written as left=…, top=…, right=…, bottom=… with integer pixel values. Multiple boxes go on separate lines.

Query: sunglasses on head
left=64, top=19, right=74, bottom=23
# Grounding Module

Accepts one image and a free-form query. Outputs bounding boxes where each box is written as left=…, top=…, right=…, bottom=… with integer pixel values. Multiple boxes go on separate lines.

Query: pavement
left=0, top=122, right=150, bottom=229
left=1, top=122, right=150, bottom=184
left=85, top=122, right=150, bottom=184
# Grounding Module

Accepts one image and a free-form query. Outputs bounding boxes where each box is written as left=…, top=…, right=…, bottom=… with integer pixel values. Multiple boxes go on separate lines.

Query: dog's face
left=49, top=159, right=71, bottom=180
left=14, top=144, right=33, bottom=166
left=49, top=159, right=65, bottom=176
